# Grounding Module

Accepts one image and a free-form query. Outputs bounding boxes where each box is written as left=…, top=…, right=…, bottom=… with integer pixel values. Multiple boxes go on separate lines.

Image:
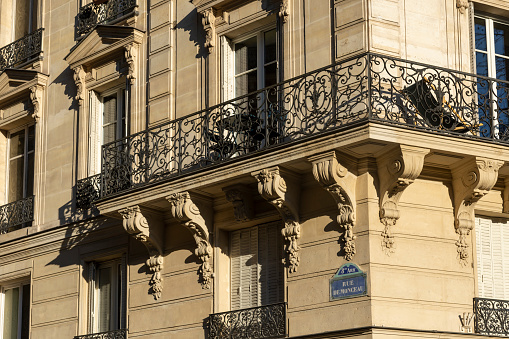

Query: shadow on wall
left=51, top=67, right=79, bottom=111
left=175, top=7, right=208, bottom=59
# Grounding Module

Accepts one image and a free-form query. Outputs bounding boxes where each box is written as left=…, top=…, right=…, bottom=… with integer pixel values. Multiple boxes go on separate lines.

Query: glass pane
left=264, top=29, right=277, bottom=64
left=21, top=285, right=30, bottom=339
left=9, top=130, right=25, bottom=159
left=496, top=56, right=509, bottom=81
left=235, top=71, right=257, bottom=97
left=97, top=267, right=112, bottom=332
left=9, top=157, right=24, bottom=203
left=103, top=95, right=117, bottom=125
left=264, top=63, right=278, bottom=88
left=475, top=17, right=487, bottom=51
left=26, top=153, right=34, bottom=197
left=235, top=36, right=257, bottom=74
left=27, top=126, right=35, bottom=152
left=30, top=0, right=38, bottom=33
left=476, top=52, right=489, bottom=76
left=3, top=288, right=19, bottom=339
left=14, top=0, right=30, bottom=40
left=494, top=22, right=509, bottom=57
left=103, top=123, right=117, bottom=144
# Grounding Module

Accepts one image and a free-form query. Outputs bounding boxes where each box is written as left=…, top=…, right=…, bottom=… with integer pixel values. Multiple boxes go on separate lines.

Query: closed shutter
left=88, top=262, right=97, bottom=333
left=88, top=91, right=102, bottom=175
left=503, top=221, right=509, bottom=298
left=221, top=36, right=234, bottom=102
left=491, top=220, right=504, bottom=298
left=258, top=222, right=282, bottom=306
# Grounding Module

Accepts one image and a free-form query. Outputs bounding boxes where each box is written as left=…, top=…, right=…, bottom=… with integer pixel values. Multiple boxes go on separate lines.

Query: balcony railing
left=76, top=0, right=137, bottom=38
left=76, top=173, right=101, bottom=209
left=0, top=196, right=34, bottom=233
left=474, top=297, right=509, bottom=336
left=77, top=52, right=509, bottom=205
left=208, top=303, right=286, bottom=339
left=0, top=28, right=44, bottom=72
left=73, top=329, right=127, bottom=339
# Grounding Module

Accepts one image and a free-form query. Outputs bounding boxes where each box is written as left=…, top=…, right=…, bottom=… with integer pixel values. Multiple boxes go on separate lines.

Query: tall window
left=7, top=126, right=34, bottom=204
left=0, top=282, right=30, bottom=339
left=88, top=258, right=126, bottom=333
left=13, top=0, right=38, bottom=40
left=230, top=222, right=283, bottom=310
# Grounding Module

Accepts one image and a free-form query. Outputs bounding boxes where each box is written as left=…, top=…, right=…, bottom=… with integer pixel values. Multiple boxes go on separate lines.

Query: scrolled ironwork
left=0, top=28, right=43, bottom=72
left=474, top=297, right=509, bottom=336
left=73, top=329, right=127, bottom=339
left=76, top=0, right=137, bottom=37
left=0, top=196, right=34, bottom=233
left=76, top=173, right=101, bottom=209
left=208, top=302, right=286, bottom=339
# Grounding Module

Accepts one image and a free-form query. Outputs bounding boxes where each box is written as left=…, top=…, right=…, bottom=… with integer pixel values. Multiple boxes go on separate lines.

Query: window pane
left=9, top=130, right=25, bottom=159
left=235, top=36, right=257, bottom=74
left=496, top=56, right=509, bottom=81
left=27, top=126, right=35, bottom=152
left=264, top=63, right=278, bottom=88
left=476, top=52, right=489, bottom=77
left=97, top=267, right=112, bottom=332
left=3, top=288, right=19, bottom=339
left=103, top=95, right=117, bottom=125
left=21, top=284, right=30, bottom=339
left=475, top=17, right=488, bottom=51
left=494, top=22, right=509, bottom=57
left=26, top=153, right=34, bottom=197
left=14, top=0, right=30, bottom=40
left=264, top=29, right=277, bottom=64
left=9, top=157, right=24, bottom=203
left=103, top=123, right=117, bottom=145
left=235, top=71, right=257, bottom=97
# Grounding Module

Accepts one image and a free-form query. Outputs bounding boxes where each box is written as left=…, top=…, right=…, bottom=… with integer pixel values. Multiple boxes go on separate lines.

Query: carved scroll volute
left=309, top=151, right=357, bottom=260
left=29, top=84, right=44, bottom=122
left=73, top=65, right=86, bottom=106
left=118, top=206, right=164, bottom=300
left=124, top=43, right=137, bottom=85
left=252, top=167, right=301, bottom=273
left=167, top=192, right=213, bottom=289
left=201, top=8, right=216, bottom=54
left=456, top=0, right=469, bottom=14
left=376, top=145, right=430, bottom=254
left=222, top=184, right=254, bottom=222
left=452, top=157, right=503, bottom=266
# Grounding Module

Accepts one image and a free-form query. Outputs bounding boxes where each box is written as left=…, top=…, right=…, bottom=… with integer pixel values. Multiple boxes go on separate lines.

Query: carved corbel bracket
left=279, top=0, right=289, bottom=23
left=29, top=84, right=44, bottom=122
left=252, top=167, right=301, bottom=273
left=503, top=177, right=509, bottom=213
left=124, top=43, right=137, bottom=85
left=452, top=157, right=503, bottom=265
left=376, top=145, right=430, bottom=254
left=118, top=205, right=164, bottom=299
left=201, top=8, right=216, bottom=54
left=167, top=192, right=213, bottom=289
left=309, top=151, right=357, bottom=260
left=223, top=184, right=254, bottom=222
left=456, top=0, right=469, bottom=14
left=73, top=65, right=86, bottom=106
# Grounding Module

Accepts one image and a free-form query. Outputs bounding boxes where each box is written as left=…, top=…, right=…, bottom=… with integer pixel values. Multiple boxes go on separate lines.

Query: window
left=88, top=88, right=126, bottom=175
left=0, top=282, right=30, bottom=339
left=88, top=258, right=126, bottom=334
left=230, top=222, right=283, bottom=310
left=7, top=126, right=34, bottom=204
left=13, top=0, right=38, bottom=41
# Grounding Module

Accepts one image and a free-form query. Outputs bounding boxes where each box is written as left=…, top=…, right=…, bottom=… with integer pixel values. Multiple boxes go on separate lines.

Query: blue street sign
left=330, top=263, right=367, bottom=300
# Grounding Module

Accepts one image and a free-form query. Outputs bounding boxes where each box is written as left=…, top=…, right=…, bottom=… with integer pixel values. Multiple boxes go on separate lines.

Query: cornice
left=0, top=70, right=48, bottom=107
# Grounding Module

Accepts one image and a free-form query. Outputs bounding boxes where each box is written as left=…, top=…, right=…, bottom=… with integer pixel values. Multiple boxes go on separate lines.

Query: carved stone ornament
left=503, top=177, right=509, bottom=213
left=124, top=43, right=137, bottom=85
left=29, top=84, right=44, bottom=122
left=223, top=184, right=254, bottom=222
left=252, top=167, right=301, bottom=273
left=118, top=206, right=164, bottom=300
left=452, top=158, right=503, bottom=266
left=376, top=145, right=430, bottom=255
left=73, top=65, right=86, bottom=106
left=201, top=8, right=216, bottom=54
left=279, top=0, right=289, bottom=23
left=167, top=192, right=213, bottom=289
left=309, top=151, right=357, bottom=260
left=459, top=312, right=474, bottom=333
left=456, top=0, right=469, bottom=14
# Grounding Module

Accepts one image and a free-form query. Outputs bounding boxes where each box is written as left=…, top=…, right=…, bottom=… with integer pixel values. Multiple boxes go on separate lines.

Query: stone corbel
left=118, top=206, right=165, bottom=300
left=503, top=177, right=509, bottom=213
left=124, top=43, right=137, bottom=85
left=222, top=184, right=254, bottom=222
left=456, top=0, right=469, bottom=14
left=452, top=158, right=503, bottom=265
left=279, top=0, right=289, bottom=23
left=309, top=151, right=357, bottom=261
left=201, top=8, right=216, bottom=54
left=29, top=84, right=44, bottom=122
left=167, top=192, right=213, bottom=289
left=73, top=65, right=86, bottom=106
left=252, top=167, right=301, bottom=273
left=376, top=145, right=430, bottom=254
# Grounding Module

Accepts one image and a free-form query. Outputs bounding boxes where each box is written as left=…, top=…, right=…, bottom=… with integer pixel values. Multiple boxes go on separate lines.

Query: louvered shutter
left=88, top=91, right=102, bottom=175
left=88, top=262, right=97, bottom=333
left=258, top=222, right=282, bottom=306
left=221, top=36, right=234, bottom=102
left=491, top=220, right=504, bottom=298
left=119, top=255, right=127, bottom=329
left=503, top=221, right=509, bottom=298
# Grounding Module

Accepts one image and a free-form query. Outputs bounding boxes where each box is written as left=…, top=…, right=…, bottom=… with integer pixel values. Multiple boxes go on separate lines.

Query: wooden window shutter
left=119, top=255, right=127, bottom=329
left=491, top=220, right=504, bottom=298
left=221, top=36, right=234, bottom=102
left=88, top=91, right=102, bottom=175
left=88, top=262, right=97, bottom=333
left=230, top=228, right=258, bottom=310
left=476, top=217, right=494, bottom=298
left=258, top=222, right=282, bottom=306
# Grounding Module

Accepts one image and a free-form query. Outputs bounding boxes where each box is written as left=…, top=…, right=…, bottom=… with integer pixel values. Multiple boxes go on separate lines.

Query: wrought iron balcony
left=73, top=329, right=127, bottom=339
left=76, top=173, right=101, bottom=209
left=0, top=196, right=34, bottom=233
left=208, top=302, right=286, bottom=339
left=77, top=52, right=509, bottom=205
left=0, top=28, right=44, bottom=72
left=474, top=297, right=509, bottom=336
left=76, top=0, right=137, bottom=38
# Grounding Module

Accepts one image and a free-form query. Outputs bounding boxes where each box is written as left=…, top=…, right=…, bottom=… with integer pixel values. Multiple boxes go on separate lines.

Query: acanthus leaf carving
left=223, top=184, right=254, bottom=222
left=118, top=205, right=164, bottom=300
left=279, top=0, right=289, bottom=23
left=73, top=65, right=86, bottom=106
left=456, top=0, right=469, bottom=14
left=377, top=145, right=430, bottom=255
left=252, top=167, right=301, bottom=273
left=452, top=157, right=503, bottom=266
left=309, top=151, right=357, bottom=261
left=167, top=192, right=213, bottom=289
left=201, top=8, right=216, bottom=54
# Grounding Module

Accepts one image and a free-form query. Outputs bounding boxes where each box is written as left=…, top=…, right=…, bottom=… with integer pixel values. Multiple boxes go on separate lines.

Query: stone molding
left=118, top=205, right=164, bottom=299
left=202, top=8, right=216, bottom=54
left=376, top=145, right=430, bottom=254
left=452, top=157, right=503, bottom=265
left=167, top=192, right=213, bottom=289
left=252, top=166, right=301, bottom=273
left=279, top=0, right=289, bottom=23
left=309, top=151, right=357, bottom=261
left=456, top=0, right=469, bottom=14
left=222, top=184, right=254, bottom=222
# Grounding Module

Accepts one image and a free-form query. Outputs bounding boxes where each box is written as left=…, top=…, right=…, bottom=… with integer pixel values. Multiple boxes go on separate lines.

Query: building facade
left=0, top=0, right=508, bottom=338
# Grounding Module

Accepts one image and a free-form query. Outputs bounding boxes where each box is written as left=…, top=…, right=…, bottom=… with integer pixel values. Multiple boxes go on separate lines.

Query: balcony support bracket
left=452, top=157, right=503, bottom=266
left=118, top=205, right=164, bottom=300
left=376, top=145, right=430, bottom=255
left=252, top=166, right=301, bottom=273
left=309, top=151, right=357, bottom=261
left=167, top=192, right=213, bottom=289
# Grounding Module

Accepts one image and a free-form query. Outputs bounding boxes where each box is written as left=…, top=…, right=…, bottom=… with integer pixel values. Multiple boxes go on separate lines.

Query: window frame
left=0, top=280, right=30, bottom=339
left=11, top=0, right=38, bottom=41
